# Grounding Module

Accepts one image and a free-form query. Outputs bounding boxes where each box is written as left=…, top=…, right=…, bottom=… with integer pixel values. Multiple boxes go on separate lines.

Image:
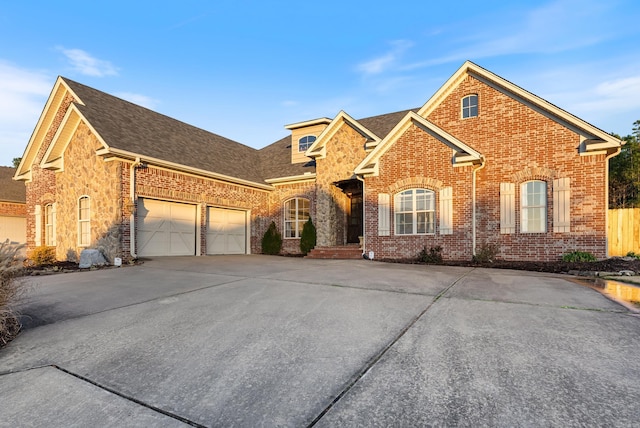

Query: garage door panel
left=207, top=208, right=246, bottom=255
left=0, top=216, right=26, bottom=244
left=138, top=199, right=196, bottom=257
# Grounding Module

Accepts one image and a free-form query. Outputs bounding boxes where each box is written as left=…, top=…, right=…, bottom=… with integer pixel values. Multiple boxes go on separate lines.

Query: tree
left=11, top=158, right=21, bottom=168
left=609, top=120, right=640, bottom=208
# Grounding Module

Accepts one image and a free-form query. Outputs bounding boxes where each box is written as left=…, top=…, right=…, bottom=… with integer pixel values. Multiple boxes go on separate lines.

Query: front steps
left=305, top=245, right=363, bottom=259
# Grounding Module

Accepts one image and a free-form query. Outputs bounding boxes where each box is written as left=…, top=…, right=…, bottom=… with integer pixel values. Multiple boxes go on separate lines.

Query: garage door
left=0, top=215, right=26, bottom=244
left=207, top=207, right=246, bottom=254
left=137, top=199, right=197, bottom=257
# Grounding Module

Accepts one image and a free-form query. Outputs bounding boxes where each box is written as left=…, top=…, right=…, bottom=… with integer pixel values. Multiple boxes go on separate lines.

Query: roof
left=63, top=78, right=266, bottom=184
left=259, top=135, right=315, bottom=180
left=0, top=167, right=26, bottom=203
left=358, top=108, right=419, bottom=140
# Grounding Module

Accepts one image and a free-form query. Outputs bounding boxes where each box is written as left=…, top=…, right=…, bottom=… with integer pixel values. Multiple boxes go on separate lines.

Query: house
left=0, top=166, right=26, bottom=246
left=14, top=61, right=622, bottom=262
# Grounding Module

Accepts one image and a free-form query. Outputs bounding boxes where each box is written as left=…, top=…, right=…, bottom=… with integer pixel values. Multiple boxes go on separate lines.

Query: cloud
left=281, top=100, right=298, bottom=107
left=0, top=61, right=53, bottom=165
left=356, top=40, right=413, bottom=76
left=58, top=47, right=119, bottom=77
left=114, top=92, right=159, bottom=110
left=572, top=75, right=640, bottom=113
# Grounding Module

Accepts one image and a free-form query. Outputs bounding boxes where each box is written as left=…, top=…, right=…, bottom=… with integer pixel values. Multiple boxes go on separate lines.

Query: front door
left=347, top=194, right=363, bottom=244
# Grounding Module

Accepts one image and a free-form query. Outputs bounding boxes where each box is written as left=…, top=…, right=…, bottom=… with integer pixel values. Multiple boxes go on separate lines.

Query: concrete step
left=306, top=246, right=363, bottom=259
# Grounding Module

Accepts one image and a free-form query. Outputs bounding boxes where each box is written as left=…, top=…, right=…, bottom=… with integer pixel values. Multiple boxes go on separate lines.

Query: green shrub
left=300, top=217, right=317, bottom=255
left=29, top=246, right=56, bottom=266
left=562, top=251, right=597, bottom=262
left=1, top=240, right=26, bottom=347
left=418, top=246, right=443, bottom=264
left=626, top=251, right=640, bottom=260
left=261, top=221, right=282, bottom=255
left=472, top=242, right=499, bottom=263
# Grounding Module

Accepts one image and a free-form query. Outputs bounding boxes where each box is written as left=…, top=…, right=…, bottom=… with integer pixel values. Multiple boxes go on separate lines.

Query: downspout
left=471, top=158, right=487, bottom=256
left=129, top=157, right=142, bottom=259
left=605, top=147, right=622, bottom=257
left=356, top=174, right=366, bottom=256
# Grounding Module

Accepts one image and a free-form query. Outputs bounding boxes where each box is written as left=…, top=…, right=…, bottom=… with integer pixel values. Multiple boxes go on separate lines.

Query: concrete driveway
left=1, top=256, right=638, bottom=427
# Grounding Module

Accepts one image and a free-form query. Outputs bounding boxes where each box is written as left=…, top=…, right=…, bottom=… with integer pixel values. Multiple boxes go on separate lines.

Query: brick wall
left=365, top=123, right=475, bottom=260
left=0, top=202, right=26, bottom=217
left=268, top=181, right=316, bottom=255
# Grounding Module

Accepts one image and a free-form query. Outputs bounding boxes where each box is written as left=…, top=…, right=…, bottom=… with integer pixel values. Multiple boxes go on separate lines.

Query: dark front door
left=347, top=194, right=363, bottom=244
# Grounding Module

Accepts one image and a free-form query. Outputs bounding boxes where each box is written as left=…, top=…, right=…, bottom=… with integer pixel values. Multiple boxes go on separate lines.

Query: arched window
left=284, top=198, right=310, bottom=238
left=394, top=189, right=435, bottom=235
left=461, top=94, right=478, bottom=118
left=521, top=181, right=547, bottom=233
left=298, top=135, right=316, bottom=152
left=78, top=196, right=91, bottom=246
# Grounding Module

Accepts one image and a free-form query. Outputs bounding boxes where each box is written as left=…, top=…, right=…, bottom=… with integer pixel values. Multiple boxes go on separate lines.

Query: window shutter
left=378, top=193, right=390, bottom=236
left=35, top=204, right=42, bottom=247
left=500, top=183, right=515, bottom=234
left=553, top=178, right=570, bottom=233
left=439, top=187, right=453, bottom=235
left=52, top=202, right=57, bottom=246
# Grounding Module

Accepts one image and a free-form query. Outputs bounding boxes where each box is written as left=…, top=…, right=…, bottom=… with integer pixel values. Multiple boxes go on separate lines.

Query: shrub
left=418, top=246, right=443, bottom=264
left=261, top=221, right=282, bottom=255
left=472, top=242, right=499, bottom=264
left=626, top=251, right=640, bottom=260
left=30, top=246, right=56, bottom=266
left=1, top=240, right=27, bottom=347
left=562, top=251, right=597, bottom=262
left=300, top=217, right=317, bottom=255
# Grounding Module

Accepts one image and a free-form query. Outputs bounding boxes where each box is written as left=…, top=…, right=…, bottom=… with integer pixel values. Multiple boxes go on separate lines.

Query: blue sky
left=1, top=0, right=639, bottom=166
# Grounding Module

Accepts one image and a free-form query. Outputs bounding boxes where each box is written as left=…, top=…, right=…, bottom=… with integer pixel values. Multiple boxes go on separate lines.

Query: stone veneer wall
left=315, top=124, right=368, bottom=247
left=54, top=123, right=122, bottom=262
left=426, top=74, right=608, bottom=261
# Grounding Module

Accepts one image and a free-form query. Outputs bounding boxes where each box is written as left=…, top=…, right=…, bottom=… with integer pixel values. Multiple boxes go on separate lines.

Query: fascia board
left=305, top=111, right=380, bottom=158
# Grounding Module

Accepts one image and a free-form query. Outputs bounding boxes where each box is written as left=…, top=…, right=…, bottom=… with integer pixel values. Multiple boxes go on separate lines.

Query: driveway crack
left=306, top=268, right=474, bottom=427
left=52, top=365, right=205, bottom=427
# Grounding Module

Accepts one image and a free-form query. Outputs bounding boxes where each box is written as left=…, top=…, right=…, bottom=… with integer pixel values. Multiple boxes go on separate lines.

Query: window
left=284, top=198, right=310, bottom=238
left=395, top=189, right=435, bottom=235
left=45, top=203, right=56, bottom=246
left=521, top=181, right=546, bottom=233
left=298, top=135, right=316, bottom=152
left=78, top=196, right=91, bottom=246
left=462, top=94, right=478, bottom=118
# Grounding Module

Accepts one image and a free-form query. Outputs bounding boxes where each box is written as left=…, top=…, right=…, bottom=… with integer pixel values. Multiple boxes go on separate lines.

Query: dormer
left=285, top=118, right=331, bottom=164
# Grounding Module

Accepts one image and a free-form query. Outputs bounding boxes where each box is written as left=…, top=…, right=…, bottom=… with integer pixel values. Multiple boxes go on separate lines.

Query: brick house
left=0, top=166, right=26, bottom=245
left=14, top=61, right=621, bottom=262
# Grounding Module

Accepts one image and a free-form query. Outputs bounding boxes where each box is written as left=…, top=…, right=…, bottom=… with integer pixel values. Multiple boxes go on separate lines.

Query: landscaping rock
left=79, top=249, right=108, bottom=269
left=619, top=270, right=636, bottom=276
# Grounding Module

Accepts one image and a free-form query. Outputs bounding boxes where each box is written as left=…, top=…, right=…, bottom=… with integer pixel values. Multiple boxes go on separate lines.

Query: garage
left=137, top=199, right=197, bottom=257
left=207, top=207, right=247, bottom=254
left=0, top=215, right=26, bottom=245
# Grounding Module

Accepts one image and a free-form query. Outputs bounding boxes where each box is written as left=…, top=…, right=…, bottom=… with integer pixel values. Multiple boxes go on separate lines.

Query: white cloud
left=356, top=40, right=413, bottom=76
left=114, top=92, right=159, bottom=110
left=0, top=61, right=53, bottom=165
left=58, top=47, right=119, bottom=77
left=281, top=100, right=298, bottom=107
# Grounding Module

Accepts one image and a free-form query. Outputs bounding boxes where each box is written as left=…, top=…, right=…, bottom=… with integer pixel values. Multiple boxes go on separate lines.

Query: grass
left=0, top=240, right=27, bottom=347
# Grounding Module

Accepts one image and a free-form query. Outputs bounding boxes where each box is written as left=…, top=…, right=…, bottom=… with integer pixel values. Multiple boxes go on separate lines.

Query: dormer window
left=298, top=135, right=316, bottom=152
left=462, top=94, right=478, bottom=118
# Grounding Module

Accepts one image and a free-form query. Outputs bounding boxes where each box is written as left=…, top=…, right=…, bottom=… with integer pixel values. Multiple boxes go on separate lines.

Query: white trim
left=553, top=178, right=571, bottom=233
left=377, top=193, right=390, bottom=236
left=78, top=195, right=91, bottom=247
left=500, top=183, right=516, bottom=234
left=265, top=173, right=316, bottom=185
left=439, top=187, right=453, bottom=235
left=34, top=204, right=42, bottom=247
left=283, top=197, right=310, bottom=239
left=304, top=110, right=381, bottom=159
left=284, top=117, right=332, bottom=130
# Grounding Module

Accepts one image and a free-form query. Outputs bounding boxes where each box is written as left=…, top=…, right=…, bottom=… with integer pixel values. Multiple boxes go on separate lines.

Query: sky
left=1, top=0, right=639, bottom=167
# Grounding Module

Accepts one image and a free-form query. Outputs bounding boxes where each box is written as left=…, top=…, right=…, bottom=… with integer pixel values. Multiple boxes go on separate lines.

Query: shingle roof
left=63, top=78, right=265, bottom=183
left=0, top=167, right=26, bottom=203
left=61, top=78, right=418, bottom=184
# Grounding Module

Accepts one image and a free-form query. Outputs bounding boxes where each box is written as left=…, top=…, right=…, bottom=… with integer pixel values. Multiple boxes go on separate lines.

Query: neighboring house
left=0, top=166, right=26, bottom=245
left=14, top=61, right=622, bottom=262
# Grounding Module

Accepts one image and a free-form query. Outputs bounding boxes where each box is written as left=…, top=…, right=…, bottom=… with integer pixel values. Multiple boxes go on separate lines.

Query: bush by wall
left=300, top=218, right=317, bottom=255
left=29, top=246, right=56, bottom=266
left=261, top=221, right=282, bottom=255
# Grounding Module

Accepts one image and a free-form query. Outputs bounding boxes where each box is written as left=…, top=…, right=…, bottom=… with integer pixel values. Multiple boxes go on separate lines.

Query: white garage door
left=137, top=199, right=197, bottom=257
left=0, top=215, right=26, bottom=244
left=207, top=207, right=246, bottom=254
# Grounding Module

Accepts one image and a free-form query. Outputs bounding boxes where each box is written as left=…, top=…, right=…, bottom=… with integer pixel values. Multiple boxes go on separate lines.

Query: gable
left=355, top=112, right=483, bottom=177
left=305, top=111, right=381, bottom=159
left=418, top=61, right=622, bottom=155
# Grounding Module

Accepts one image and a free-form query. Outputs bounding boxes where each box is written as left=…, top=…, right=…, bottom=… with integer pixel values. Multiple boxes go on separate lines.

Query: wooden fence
left=608, top=208, right=640, bottom=256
